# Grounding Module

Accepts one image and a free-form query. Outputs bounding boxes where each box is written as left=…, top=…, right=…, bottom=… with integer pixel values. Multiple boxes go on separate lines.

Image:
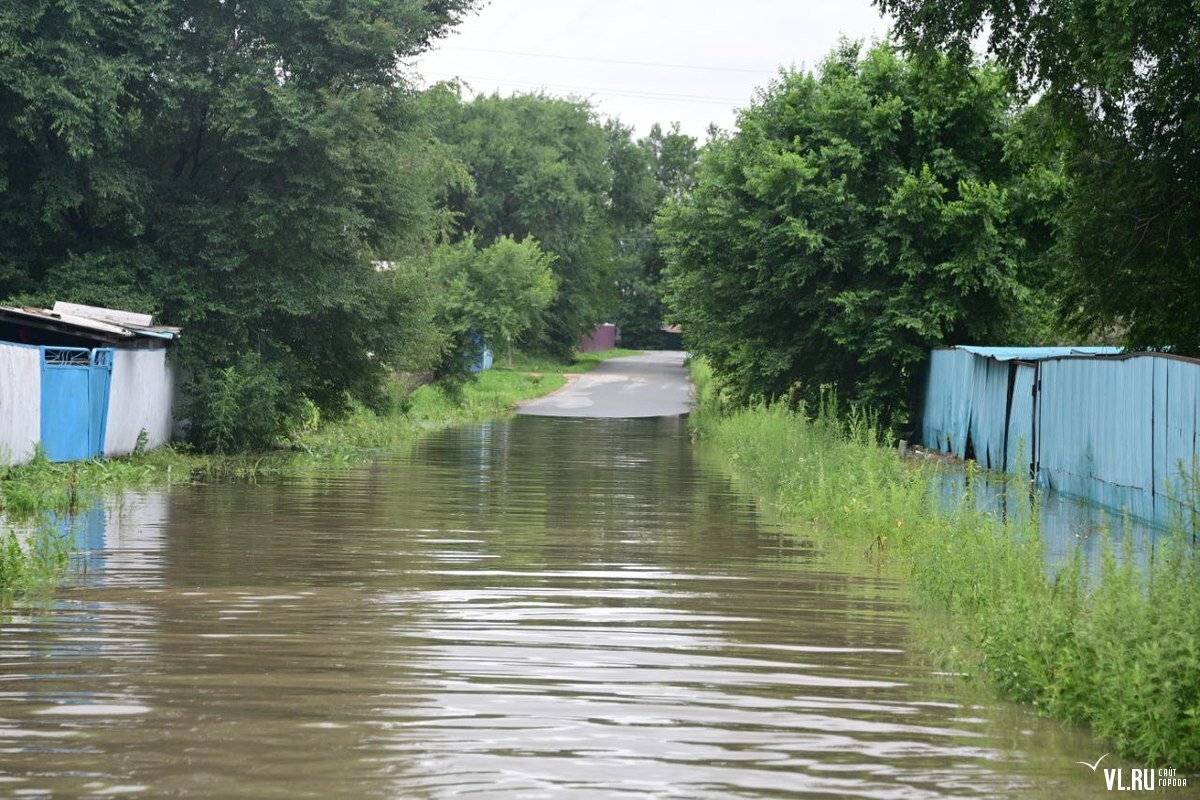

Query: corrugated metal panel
left=968, top=358, right=1010, bottom=470
left=1037, top=357, right=1157, bottom=519
left=1153, top=357, right=1200, bottom=510
left=954, top=345, right=1120, bottom=361
left=1006, top=363, right=1035, bottom=475
left=922, top=348, right=1200, bottom=526
left=579, top=323, right=618, bottom=353
left=922, top=348, right=977, bottom=457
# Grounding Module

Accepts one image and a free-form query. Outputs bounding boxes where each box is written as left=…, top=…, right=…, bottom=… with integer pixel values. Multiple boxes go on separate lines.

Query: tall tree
left=434, top=235, right=557, bottom=369
left=658, top=42, right=1059, bottom=426
left=0, top=0, right=475, bottom=449
left=879, top=0, right=1200, bottom=350
left=422, top=88, right=615, bottom=357
left=605, top=121, right=697, bottom=348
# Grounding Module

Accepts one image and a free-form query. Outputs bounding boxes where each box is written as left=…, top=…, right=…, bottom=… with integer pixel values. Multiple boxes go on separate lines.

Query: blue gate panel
left=41, top=348, right=93, bottom=462
left=39, top=347, right=114, bottom=463
left=89, top=348, right=114, bottom=456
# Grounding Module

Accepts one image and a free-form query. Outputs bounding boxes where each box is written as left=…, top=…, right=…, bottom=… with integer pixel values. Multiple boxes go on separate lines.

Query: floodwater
left=1, top=417, right=1126, bottom=798
left=935, top=470, right=1194, bottom=577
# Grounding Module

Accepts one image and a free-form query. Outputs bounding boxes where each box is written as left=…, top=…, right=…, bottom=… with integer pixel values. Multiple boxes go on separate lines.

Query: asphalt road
left=516, top=351, right=692, bottom=418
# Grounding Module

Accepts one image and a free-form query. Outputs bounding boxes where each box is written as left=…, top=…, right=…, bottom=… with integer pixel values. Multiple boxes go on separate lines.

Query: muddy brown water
left=1, top=417, right=1125, bottom=798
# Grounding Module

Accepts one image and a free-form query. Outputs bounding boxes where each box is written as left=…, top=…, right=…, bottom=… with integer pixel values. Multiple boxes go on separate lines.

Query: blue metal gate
left=40, top=347, right=114, bottom=462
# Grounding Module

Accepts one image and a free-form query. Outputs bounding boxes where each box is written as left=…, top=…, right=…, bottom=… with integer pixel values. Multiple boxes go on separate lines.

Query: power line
left=423, top=72, right=748, bottom=106
left=436, top=45, right=778, bottom=76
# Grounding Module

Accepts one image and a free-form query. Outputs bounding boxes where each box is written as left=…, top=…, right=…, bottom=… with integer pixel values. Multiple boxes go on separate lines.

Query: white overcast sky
left=413, top=0, right=893, bottom=140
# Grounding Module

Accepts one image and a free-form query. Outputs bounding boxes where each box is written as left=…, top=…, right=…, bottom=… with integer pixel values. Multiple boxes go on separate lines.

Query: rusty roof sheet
left=0, top=306, right=179, bottom=342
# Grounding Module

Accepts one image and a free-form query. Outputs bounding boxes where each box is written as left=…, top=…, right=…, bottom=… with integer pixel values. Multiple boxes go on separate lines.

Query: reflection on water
left=0, top=417, right=1125, bottom=798
left=936, top=471, right=1193, bottom=574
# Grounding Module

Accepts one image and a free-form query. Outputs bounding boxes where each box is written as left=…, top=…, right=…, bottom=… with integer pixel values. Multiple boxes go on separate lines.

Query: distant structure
left=921, top=345, right=1200, bottom=527
left=578, top=323, right=618, bottom=353
left=0, top=302, right=180, bottom=464
left=660, top=325, right=683, bottom=351
left=469, top=332, right=494, bottom=373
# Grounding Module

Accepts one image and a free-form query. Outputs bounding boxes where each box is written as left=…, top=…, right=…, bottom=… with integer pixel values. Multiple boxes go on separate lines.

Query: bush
left=184, top=353, right=298, bottom=453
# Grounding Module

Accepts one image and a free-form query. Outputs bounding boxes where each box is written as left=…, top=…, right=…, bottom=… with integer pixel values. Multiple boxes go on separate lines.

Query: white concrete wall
left=104, top=349, right=178, bottom=457
left=0, top=343, right=42, bottom=465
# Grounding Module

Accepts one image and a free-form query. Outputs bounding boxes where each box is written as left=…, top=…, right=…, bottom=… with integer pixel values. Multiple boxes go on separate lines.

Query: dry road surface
left=517, top=351, right=691, bottom=418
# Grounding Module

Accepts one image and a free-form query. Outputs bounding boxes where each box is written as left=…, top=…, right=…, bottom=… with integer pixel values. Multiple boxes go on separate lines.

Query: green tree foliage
left=606, top=122, right=698, bottom=348
left=422, top=88, right=615, bottom=356
left=879, top=0, right=1200, bottom=350
left=658, top=42, right=1059, bottom=426
left=0, top=0, right=474, bottom=450
left=433, top=235, right=557, bottom=370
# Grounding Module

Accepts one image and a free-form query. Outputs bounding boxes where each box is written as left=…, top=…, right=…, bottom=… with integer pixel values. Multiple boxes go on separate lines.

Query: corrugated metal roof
left=52, top=301, right=153, bottom=329
left=951, top=345, right=1121, bottom=361
left=0, top=306, right=179, bottom=342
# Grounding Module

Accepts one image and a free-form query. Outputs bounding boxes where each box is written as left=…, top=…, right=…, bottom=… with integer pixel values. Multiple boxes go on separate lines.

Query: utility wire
left=423, top=72, right=747, bottom=106
left=435, top=45, right=778, bottom=75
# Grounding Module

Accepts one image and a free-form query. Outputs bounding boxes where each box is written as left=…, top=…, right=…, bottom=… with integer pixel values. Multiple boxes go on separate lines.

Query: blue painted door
left=40, top=347, right=113, bottom=462
left=89, top=349, right=114, bottom=457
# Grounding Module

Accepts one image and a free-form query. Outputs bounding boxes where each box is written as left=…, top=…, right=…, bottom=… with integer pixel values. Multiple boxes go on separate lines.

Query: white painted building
left=0, top=303, right=180, bottom=465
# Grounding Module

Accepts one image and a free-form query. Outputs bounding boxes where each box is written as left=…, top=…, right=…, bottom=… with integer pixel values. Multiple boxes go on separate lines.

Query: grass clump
left=1, top=450, right=167, bottom=518
left=407, top=369, right=566, bottom=423
left=690, top=360, right=1200, bottom=769
left=0, top=525, right=70, bottom=600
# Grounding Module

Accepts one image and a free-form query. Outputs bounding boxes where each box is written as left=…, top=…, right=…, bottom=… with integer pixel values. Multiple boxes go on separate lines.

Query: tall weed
left=0, top=523, right=70, bottom=600
left=690, top=360, right=1200, bottom=768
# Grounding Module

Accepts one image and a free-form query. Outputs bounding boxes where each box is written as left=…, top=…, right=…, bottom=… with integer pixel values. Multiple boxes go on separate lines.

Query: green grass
left=408, top=369, right=567, bottom=422
left=690, top=359, right=1200, bottom=769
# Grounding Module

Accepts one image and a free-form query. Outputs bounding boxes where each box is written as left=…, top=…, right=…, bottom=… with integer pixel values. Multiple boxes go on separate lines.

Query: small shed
left=660, top=325, right=683, bottom=351
left=578, top=323, right=618, bottom=353
left=0, top=302, right=180, bottom=465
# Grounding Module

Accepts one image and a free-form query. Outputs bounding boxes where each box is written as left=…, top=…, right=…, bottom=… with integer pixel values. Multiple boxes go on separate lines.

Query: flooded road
left=1, top=417, right=1119, bottom=798
left=517, top=351, right=691, bottom=418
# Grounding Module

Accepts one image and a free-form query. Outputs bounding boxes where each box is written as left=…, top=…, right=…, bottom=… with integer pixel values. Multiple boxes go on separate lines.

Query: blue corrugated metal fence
left=921, top=347, right=1198, bottom=527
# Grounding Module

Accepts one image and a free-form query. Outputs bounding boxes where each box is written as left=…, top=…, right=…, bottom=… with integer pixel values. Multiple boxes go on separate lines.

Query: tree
left=658, top=41, right=1059, bottom=426
left=434, top=235, right=557, bottom=370
left=878, top=0, right=1200, bottom=351
left=0, top=0, right=476, bottom=450
left=422, top=88, right=615, bottom=357
left=605, top=121, right=698, bottom=348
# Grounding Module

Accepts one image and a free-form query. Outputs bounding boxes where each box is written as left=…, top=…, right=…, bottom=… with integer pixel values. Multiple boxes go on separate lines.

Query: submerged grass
left=0, top=524, right=70, bottom=601
left=690, top=359, right=1200, bottom=769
